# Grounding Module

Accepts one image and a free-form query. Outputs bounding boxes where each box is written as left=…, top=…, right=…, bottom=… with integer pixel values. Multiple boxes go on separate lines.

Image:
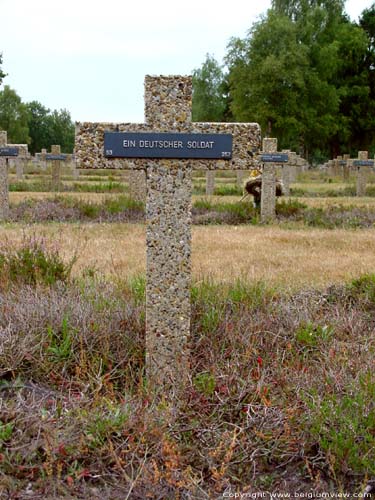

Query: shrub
left=276, top=198, right=307, bottom=216
left=348, top=274, right=375, bottom=303
left=307, top=373, right=375, bottom=476
left=0, top=236, right=75, bottom=286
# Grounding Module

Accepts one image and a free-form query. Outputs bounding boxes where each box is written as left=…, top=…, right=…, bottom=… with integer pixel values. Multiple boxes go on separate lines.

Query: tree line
left=192, top=0, right=375, bottom=164
left=0, top=54, right=74, bottom=154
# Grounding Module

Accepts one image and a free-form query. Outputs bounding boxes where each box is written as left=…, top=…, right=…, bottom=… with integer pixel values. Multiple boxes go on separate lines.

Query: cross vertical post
left=236, top=170, right=246, bottom=189
left=12, top=145, right=28, bottom=181
left=354, top=151, right=373, bottom=197
left=144, top=76, right=193, bottom=390
left=41, top=148, right=47, bottom=171
left=260, top=138, right=277, bottom=222
left=0, top=132, right=19, bottom=221
left=342, top=154, right=350, bottom=181
left=0, top=131, right=8, bottom=221
left=281, top=149, right=291, bottom=196
left=51, top=145, right=62, bottom=191
left=71, top=155, right=79, bottom=180
left=16, top=157, right=24, bottom=180
left=0, top=156, right=8, bottom=221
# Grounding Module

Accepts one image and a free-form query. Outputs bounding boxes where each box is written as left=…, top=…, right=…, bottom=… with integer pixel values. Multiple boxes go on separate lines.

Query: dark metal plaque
left=353, top=160, right=374, bottom=167
left=0, top=147, right=18, bottom=157
left=339, top=160, right=347, bottom=166
left=45, top=154, right=68, bottom=161
left=104, top=132, right=233, bottom=159
left=260, top=153, right=289, bottom=163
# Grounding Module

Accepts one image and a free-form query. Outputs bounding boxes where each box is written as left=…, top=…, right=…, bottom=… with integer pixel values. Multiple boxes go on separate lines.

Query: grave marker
left=353, top=151, right=374, bottom=197
left=75, top=75, right=261, bottom=393
left=9, top=145, right=29, bottom=180
left=342, top=154, right=350, bottom=181
left=281, top=150, right=292, bottom=196
left=236, top=170, right=246, bottom=189
left=0, top=131, right=19, bottom=220
left=259, top=138, right=289, bottom=223
left=42, top=146, right=71, bottom=191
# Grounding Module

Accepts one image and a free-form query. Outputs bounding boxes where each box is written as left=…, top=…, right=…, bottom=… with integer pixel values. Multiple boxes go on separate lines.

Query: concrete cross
left=7, top=144, right=29, bottom=181
left=0, top=131, right=20, bottom=220
left=339, top=154, right=350, bottom=181
left=351, top=151, right=374, bottom=197
left=75, top=75, right=261, bottom=394
left=258, top=138, right=289, bottom=223
left=41, top=145, right=71, bottom=191
left=280, top=149, right=293, bottom=196
left=236, top=170, right=247, bottom=190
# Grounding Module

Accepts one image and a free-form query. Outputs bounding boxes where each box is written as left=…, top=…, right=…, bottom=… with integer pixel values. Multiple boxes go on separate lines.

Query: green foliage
left=129, top=275, right=146, bottom=305
left=0, top=85, right=30, bottom=144
left=47, top=317, right=73, bottom=362
left=307, top=373, right=375, bottom=475
left=72, top=181, right=126, bottom=193
left=0, top=421, right=14, bottom=446
left=48, top=108, right=75, bottom=153
left=26, top=101, right=52, bottom=155
left=349, top=274, right=375, bottom=302
left=193, top=372, right=216, bottom=396
left=276, top=198, right=307, bottom=216
left=79, top=203, right=100, bottom=218
left=26, top=105, right=75, bottom=154
left=295, top=321, right=333, bottom=347
left=227, top=279, right=274, bottom=309
left=214, top=184, right=242, bottom=196
left=0, top=237, right=74, bottom=286
left=192, top=54, right=227, bottom=121
left=84, top=403, right=129, bottom=448
left=0, top=53, right=6, bottom=85
left=222, top=0, right=375, bottom=159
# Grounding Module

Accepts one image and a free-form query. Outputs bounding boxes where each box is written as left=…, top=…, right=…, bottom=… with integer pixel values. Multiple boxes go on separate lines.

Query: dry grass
left=1, top=222, right=375, bottom=290
left=9, top=192, right=121, bottom=204
left=293, top=196, right=375, bottom=207
left=0, top=223, right=146, bottom=279
left=10, top=190, right=375, bottom=209
left=193, top=225, right=375, bottom=289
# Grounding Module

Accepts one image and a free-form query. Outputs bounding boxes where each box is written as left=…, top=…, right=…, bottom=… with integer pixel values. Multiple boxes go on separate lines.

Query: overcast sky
left=1, top=0, right=373, bottom=123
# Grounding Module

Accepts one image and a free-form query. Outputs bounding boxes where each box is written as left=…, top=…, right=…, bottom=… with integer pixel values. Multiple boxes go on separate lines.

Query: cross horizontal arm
left=75, top=121, right=261, bottom=170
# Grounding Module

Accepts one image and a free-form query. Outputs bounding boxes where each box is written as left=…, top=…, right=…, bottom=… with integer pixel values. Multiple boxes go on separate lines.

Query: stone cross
left=9, top=144, right=29, bottom=181
left=236, top=170, right=247, bottom=190
left=75, top=75, right=261, bottom=393
left=41, top=145, right=70, bottom=191
left=70, top=154, right=79, bottom=180
left=40, top=148, right=47, bottom=170
left=280, top=149, right=293, bottom=196
left=338, top=154, right=351, bottom=181
left=343, top=154, right=350, bottom=181
left=351, top=151, right=374, bottom=197
left=259, top=138, right=289, bottom=223
left=0, top=131, right=19, bottom=221
left=327, top=159, right=335, bottom=177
